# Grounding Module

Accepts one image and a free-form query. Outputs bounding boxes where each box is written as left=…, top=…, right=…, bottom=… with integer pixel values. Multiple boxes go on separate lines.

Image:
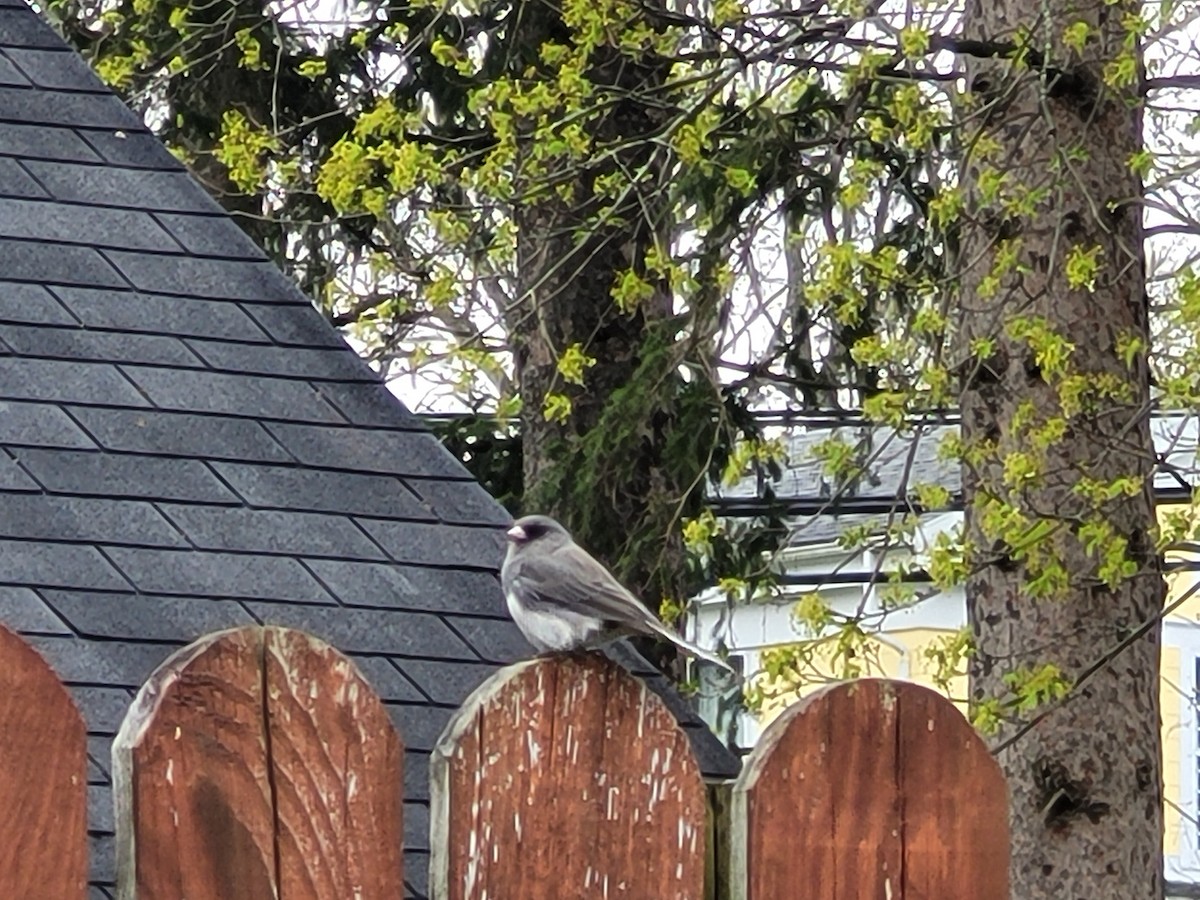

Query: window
left=692, top=655, right=745, bottom=749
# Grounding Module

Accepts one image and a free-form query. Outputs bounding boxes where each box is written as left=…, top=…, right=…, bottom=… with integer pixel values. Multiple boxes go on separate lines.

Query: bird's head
left=505, top=514, right=570, bottom=547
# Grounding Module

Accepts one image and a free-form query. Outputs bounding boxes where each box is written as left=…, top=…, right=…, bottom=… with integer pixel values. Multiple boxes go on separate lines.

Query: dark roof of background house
left=0, top=4, right=740, bottom=896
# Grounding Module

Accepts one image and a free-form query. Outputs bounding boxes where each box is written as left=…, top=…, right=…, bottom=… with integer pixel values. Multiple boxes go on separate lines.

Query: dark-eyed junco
left=501, top=514, right=737, bottom=675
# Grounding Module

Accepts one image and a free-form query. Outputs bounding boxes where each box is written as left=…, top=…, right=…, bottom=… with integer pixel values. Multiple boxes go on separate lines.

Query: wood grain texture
left=732, top=678, right=1008, bottom=900
left=113, top=626, right=403, bottom=900
left=0, top=624, right=87, bottom=899
left=430, top=653, right=707, bottom=900
left=113, top=627, right=274, bottom=900
left=265, top=626, right=404, bottom=899
left=897, top=683, right=1008, bottom=899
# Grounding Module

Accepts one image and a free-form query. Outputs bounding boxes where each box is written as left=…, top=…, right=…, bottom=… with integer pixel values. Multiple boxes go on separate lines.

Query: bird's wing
left=510, top=540, right=740, bottom=677
left=509, top=541, right=661, bottom=630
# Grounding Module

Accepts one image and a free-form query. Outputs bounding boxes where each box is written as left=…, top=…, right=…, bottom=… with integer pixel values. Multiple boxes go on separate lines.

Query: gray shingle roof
left=0, top=5, right=739, bottom=896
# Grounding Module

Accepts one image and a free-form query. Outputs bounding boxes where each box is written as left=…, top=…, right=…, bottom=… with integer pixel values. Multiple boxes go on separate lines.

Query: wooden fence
left=0, top=622, right=1009, bottom=899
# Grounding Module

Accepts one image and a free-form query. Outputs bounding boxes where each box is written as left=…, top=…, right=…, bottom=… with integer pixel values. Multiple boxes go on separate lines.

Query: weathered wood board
left=732, top=678, right=1008, bottom=900
left=430, top=653, right=708, bottom=899
left=729, top=681, right=1003, bottom=897
left=112, top=625, right=403, bottom=900
left=0, top=624, right=87, bottom=899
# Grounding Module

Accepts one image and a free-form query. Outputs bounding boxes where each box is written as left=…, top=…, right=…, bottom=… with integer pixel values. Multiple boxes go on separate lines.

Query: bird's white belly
left=505, top=590, right=602, bottom=653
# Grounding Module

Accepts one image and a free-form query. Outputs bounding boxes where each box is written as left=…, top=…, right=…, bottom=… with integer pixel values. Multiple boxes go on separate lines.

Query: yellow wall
left=1164, top=644, right=1182, bottom=857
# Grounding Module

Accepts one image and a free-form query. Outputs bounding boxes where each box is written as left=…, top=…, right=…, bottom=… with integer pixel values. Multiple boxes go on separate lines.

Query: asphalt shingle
left=0, top=121, right=100, bottom=160
left=0, top=155, right=45, bottom=195
left=0, top=7, right=740, bottom=896
left=210, top=462, right=432, bottom=519
left=0, top=400, right=96, bottom=448
left=441, top=615, right=530, bottom=665
left=160, top=504, right=386, bottom=560
left=54, top=286, right=270, bottom=341
left=0, top=538, right=128, bottom=589
left=0, top=584, right=69, bottom=632
left=302, top=558, right=503, bottom=615
left=408, top=477, right=511, bottom=526
left=387, top=703, right=453, bottom=753
left=70, top=686, right=135, bottom=734
left=78, top=129, right=183, bottom=169
left=0, top=197, right=178, bottom=250
left=104, top=250, right=301, bottom=300
left=0, top=281, right=76, bottom=325
left=0, top=51, right=27, bottom=86
left=3, top=46, right=105, bottom=91
left=265, top=423, right=471, bottom=478
left=0, top=451, right=37, bottom=490
left=310, top=380, right=425, bottom=428
left=2, top=323, right=203, bottom=367
left=104, top=547, right=333, bottom=603
left=119, top=366, right=344, bottom=422
left=0, top=85, right=142, bottom=129
left=43, top=590, right=256, bottom=641
left=0, top=238, right=125, bottom=287
left=67, top=407, right=292, bottom=462
left=0, top=6, right=64, bottom=46
left=241, top=302, right=348, bottom=348
left=186, top=339, right=376, bottom=380
left=349, top=655, right=426, bottom=704
left=244, top=602, right=475, bottom=660
left=13, top=448, right=239, bottom=503
left=22, top=159, right=220, bottom=212
left=402, top=750, right=430, bottom=802
left=26, top=634, right=176, bottom=687
left=0, top=356, right=149, bottom=406
left=89, top=785, right=113, bottom=832
left=0, top=494, right=184, bottom=546
left=153, top=211, right=265, bottom=259
left=357, top=519, right=504, bottom=568
left=406, top=853, right=429, bottom=899
left=86, top=738, right=111, bottom=780
left=394, top=658, right=496, bottom=707
left=404, top=802, right=430, bottom=852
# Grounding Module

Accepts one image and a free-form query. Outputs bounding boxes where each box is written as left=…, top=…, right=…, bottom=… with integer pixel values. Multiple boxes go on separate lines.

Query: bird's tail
left=643, top=616, right=741, bottom=680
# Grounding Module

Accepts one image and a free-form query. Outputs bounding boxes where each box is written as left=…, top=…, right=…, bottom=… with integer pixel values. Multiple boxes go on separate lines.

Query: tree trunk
left=957, top=2, right=1163, bottom=897
left=507, top=2, right=699, bottom=606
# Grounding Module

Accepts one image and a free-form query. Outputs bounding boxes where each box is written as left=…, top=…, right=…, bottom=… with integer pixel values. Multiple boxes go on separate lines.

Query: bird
left=500, top=514, right=739, bottom=677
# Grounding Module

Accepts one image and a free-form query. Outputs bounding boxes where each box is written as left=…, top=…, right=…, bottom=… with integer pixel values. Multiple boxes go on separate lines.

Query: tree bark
left=507, top=3, right=697, bottom=604
left=958, top=2, right=1163, bottom=897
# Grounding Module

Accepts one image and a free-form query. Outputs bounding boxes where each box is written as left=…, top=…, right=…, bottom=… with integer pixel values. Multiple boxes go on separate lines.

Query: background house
left=0, top=4, right=738, bottom=896
left=687, top=414, right=1200, bottom=891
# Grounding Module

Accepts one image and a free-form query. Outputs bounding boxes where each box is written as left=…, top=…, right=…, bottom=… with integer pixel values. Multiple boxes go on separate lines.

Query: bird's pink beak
left=506, top=524, right=527, bottom=543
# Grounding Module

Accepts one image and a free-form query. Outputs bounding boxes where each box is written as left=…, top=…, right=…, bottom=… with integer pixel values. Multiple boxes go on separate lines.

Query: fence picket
left=112, top=625, right=403, bottom=900
left=897, top=681, right=1008, bottom=897
left=731, top=678, right=1009, bottom=900
left=0, top=624, right=87, bottom=899
left=266, top=626, right=405, bottom=898
left=430, top=653, right=708, bottom=900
